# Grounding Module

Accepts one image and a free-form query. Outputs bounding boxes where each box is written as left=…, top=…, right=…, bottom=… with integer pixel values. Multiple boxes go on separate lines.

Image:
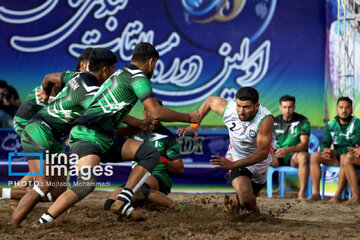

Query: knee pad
left=134, top=183, right=151, bottom=200
left=71, top=168, right=98, bottom=200
left=134, top=143, right=160, bottom=172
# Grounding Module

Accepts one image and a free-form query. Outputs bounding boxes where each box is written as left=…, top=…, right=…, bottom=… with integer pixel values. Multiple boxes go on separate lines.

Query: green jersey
left=13, top=70, right=77, bottom=135
left=131, top=125, right=182, bottom=191
left=131, top=125, right=181, bottom=172
left=274, top=113, right=311, bottom=149
left=31, top=72, right=100, bottom=137
left=320, top=116, right=360, bottom=157
left=74, top=64, right=155, bottom=137
left=273, top=113, right=310, bottom=165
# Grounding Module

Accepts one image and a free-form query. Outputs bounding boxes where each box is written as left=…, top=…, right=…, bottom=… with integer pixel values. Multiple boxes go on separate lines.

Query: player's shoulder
left=293, top=112, right=308, bottom=121
left=123, top=65, right=147, bottom=79
left=326, top=118, right=338, bottom=129
left=77, top=72, right=99, bottom=87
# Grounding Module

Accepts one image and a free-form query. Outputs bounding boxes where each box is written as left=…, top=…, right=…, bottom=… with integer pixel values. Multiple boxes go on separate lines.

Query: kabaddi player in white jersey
left=177, top=87, right=274, bottom=212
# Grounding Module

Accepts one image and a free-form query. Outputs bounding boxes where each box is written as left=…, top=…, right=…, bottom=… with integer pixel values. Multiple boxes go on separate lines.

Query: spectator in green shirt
left=308, top=97, right=360, bottom=201
left=271, top=95, right=310, bottom=200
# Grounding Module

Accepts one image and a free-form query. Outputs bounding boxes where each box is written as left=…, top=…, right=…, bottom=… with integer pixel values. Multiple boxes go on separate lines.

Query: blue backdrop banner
left=0, top=0, right=325, bottom=126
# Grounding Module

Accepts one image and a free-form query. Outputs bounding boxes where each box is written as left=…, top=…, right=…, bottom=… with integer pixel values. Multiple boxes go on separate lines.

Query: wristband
left=161, top=156, right=169, bottom=165
left=190, top=123, right=199, bottom=129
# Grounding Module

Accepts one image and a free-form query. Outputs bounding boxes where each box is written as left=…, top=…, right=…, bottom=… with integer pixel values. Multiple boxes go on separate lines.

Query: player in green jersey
left=9, top=48, right=117, bottom=225
left=307, top=97, right=360, bottom=201
left=37, top=42, right=199, bottom=224
left=271, top=95, right=310, bottom=200
left=4, top=48, right=94, bottom=211
left=104, top=101, right=184, bottom=211
left=13, top=47, right=94, bottom=136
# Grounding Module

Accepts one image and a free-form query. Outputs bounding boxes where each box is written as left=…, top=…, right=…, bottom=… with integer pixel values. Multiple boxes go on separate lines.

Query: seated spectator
left=308, top=97, right=360, bottom=201
left=271, top=95, right=310, bottom=200
left=0, top=80, right=21, bottom=127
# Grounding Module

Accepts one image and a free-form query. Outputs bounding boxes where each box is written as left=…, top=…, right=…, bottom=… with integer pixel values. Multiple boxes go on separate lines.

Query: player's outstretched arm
left=143, top=97, right=199, bottom=123
left=177, top=96, right=227, bottom=138
left=211, top=115, right=274, bottom=170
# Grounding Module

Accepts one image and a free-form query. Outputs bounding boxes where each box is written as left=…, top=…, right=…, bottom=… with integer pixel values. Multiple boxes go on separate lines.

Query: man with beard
left=177, top=87, right=274, bottom=212
left=271, top=95, right=310, bottom=200
left=307, top=97, right=360, bottom=201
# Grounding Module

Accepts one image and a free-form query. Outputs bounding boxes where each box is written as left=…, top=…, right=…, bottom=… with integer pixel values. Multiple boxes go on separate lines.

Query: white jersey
left=222, top=101, right=273, bottom=184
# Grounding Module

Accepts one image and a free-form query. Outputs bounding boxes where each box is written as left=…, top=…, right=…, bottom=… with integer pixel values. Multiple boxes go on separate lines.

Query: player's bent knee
left=134, top=143, right=160, bottom=172
left=71, top=169, right=98, bottom=200
left=134, top=183, right=151, bottom=200
left=298, top=152, right=309, bottom=161
left=238, top=190, right=253, bottom=204
left=343, top=156, right=354, bottom=166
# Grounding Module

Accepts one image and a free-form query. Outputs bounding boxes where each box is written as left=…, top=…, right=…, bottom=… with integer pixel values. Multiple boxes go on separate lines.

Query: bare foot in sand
left=297, top=192, right=306, bottom=201
left=328, top=197, right=341, bottom=203
left=307, top=194, right=321, bottom=201
left=345, top=197, right=359, bottom=205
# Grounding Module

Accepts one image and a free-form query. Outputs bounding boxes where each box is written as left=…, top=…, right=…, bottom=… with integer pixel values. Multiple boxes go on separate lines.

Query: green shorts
left=69, top=125, right=114, bottom=158
left=277, top=152, right=294, bottom=166
left=152, top=170, right=172, bottom=195
left=13, top=116, right=29, bottom=136
left=21, top=121, right=64, bottom=159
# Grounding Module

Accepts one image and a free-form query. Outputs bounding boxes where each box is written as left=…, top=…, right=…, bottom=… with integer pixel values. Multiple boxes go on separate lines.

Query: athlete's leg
left=329, top=155, right=347, bottom=203
left=344, top=154, right=360, bottom=204
left=232, top=176, right=259, bottom=212
left=270, top=152, right=280, bottom=167
left=141, top=176, right=181, bottom=210
left=9, top=159, right=54, bottom=225
left=43, top=154, right=101, bottom=223
left=308, top=153, right=340, bottom=201
left=111, top=139, right=159, bottom=216
left=290, top=152, right=309, bottom=200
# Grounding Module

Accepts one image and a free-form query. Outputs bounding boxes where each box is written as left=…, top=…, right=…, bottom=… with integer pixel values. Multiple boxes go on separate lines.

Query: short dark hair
left=131, top=42, right=159, bottom=64
left=0, top=80, right=8, bottom=88
left=337, top=96, right=352, bottom=105
left=235, top=87, right=259, bottom=104
left=88, top=48, right=117, bottom=72
left=76, top=47, right=94, bottom=71
left=279, top=95, right=296, bottom=104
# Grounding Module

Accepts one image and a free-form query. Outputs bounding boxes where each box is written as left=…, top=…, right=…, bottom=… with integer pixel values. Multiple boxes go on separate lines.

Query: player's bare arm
left=210, top=115, right=274, bottom=170
left=143, top=97, right=199, bottom=123
left=123, top=115, right=151, bottom=132
left=177, top=96, right=227, bottom=137
left=161, top=157, right=184, bottom=175
left=39, top=72, right=62, bottom=102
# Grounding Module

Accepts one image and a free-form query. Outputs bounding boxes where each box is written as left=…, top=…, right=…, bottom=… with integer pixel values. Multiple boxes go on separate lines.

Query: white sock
left=133, top=172, right=150, bottom=193
left=38, top=211, right=54, bottom=224
left=1, top=188, right=11, bottom=199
